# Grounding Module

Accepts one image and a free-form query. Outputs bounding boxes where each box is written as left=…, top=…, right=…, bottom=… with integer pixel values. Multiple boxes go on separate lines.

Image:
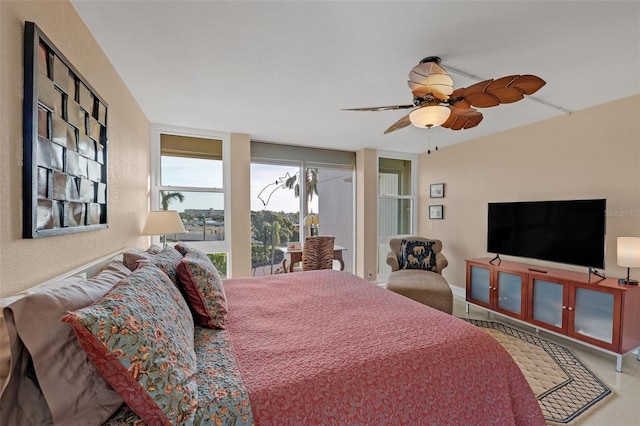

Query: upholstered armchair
left=385, top=236, right=453, bottom=314
left=386, top=237, right=448, bottom=274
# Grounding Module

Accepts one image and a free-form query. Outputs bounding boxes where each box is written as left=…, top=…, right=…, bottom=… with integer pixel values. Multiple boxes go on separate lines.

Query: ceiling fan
left=343, top=56, right=546, bottom=134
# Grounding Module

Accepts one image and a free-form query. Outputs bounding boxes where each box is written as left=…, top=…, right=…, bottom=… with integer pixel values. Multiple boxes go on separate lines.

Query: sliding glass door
left=250, top=160, right=354, bottom=275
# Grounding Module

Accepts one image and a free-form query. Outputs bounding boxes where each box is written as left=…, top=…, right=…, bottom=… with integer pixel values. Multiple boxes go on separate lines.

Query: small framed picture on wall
left=430, top=183, right=445, bottom=198
left=429, top=205, right=444, bottom=220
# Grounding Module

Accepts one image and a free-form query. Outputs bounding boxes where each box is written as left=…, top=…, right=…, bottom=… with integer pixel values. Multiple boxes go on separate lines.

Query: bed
left=0, top=246, right=544, bottom=425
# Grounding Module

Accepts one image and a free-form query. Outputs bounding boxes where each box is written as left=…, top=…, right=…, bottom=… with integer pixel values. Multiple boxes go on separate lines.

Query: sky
left=161, top=158, right=316, bottom=214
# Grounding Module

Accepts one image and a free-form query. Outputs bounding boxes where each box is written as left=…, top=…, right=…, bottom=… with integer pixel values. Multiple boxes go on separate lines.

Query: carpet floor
left=463, top=319, right=614, bottom=425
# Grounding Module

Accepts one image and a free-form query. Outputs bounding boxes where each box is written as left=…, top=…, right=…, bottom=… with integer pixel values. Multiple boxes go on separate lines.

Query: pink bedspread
left=223, top=270, right=544, bottom=425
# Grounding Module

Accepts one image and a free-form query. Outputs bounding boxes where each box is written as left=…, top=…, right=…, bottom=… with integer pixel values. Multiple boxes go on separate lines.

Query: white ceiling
left=70, top=1, right=640, bottom=154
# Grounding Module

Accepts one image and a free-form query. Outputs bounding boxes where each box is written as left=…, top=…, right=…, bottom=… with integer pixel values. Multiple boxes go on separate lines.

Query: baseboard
left=382, top=280, right=465, bottom=298
left=450, top=284, right=465, bottom=299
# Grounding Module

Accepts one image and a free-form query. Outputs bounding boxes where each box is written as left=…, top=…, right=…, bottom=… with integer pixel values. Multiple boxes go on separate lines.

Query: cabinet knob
left=568, top=307, right=574, bottom=311
left=562, top=305, right=567, bottom=309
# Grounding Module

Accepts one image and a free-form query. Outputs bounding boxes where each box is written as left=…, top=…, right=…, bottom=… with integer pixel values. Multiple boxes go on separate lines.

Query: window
left=151, top=126, right=230, bottom=277
left=378, top=157, right=414, bottom=235
left=377, top=153, right=417, bottom=281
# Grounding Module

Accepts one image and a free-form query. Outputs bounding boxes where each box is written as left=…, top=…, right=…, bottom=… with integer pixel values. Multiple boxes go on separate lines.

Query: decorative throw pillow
left=399, top=239, right=437, bottom=272
left=137, top=245, right=183, bottom=285
left=62, top=264, right=198, bottom=425
left=176, top=250, right=228, bottom=329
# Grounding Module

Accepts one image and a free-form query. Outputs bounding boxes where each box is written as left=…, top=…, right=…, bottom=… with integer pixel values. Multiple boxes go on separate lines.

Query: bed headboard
left=0, top=247, right=131, bottom=392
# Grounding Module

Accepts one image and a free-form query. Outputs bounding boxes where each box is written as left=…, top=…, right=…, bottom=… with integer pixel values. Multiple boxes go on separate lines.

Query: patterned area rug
left=463, top=319, right=613, bottom=425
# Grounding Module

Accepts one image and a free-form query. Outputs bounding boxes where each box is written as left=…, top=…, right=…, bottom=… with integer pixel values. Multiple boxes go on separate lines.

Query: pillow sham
left=137, top=245, right=183, bottom=285
left=1, top=261, right=130, bottom=426
left=0, top=274, right=82, bottom=392
left=399, top=239, right=437, bottom=272
left=62, top=264, right=198, bottom=425
left=122, top=245, right=162, bottom=271
left=177, top=250, right=228, bottom=329
left=175, top=242, right=200, bottom=257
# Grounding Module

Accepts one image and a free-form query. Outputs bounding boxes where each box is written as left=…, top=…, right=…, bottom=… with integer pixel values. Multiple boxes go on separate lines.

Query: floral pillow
left=177, top=250, right=228, bottom=329
left=138, top=245, right=183, bottom=285
left=62, top=264, right=198, bottom=425
left=399, top=239, right=437, bottom=272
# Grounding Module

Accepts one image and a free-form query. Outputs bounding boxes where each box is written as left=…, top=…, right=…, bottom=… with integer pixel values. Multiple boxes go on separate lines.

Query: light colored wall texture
left=356, top=148, right=378, bottom=280
left=419, top=95, right=640, bottom=290
left=229, top=133, right=252, bottom=278
left=0, top=1, right=150, bottom=296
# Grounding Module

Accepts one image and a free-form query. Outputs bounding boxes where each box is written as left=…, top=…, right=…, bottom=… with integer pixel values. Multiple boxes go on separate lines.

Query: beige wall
left=418, top=95, right=640, bottom=291
left=356, top=148, right=378, bottom=280
left=229, top=133, right=252, bottom=277
left=0, top=1, right=150, bottom=296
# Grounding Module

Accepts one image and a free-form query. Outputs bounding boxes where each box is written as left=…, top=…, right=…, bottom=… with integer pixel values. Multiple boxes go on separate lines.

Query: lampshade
left=304, top=214, right=320, bottom=227
left=617, top=237, right=640, bottom=267
left=409, top=105, right=451, bottom=128
left=408, top=60, right=454, bottom=100
left=142, top=210, right=187, bottom=236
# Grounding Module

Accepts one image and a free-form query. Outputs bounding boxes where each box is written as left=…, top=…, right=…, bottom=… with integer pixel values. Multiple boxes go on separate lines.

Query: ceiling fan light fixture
left=425, top=73, right=453, bottom=87
left=409, top=105, right=451, bottom=128
left=343, top=55, right=546, bottom=135
left=408, top=68, right=454, bottom=100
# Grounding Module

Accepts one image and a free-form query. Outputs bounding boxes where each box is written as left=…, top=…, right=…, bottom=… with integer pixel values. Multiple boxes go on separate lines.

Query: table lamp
left=617, top=237, right=640, bottom=285
left=142, top=210, right=187, bottom=246
left=304, top=214, right=320, bottom=236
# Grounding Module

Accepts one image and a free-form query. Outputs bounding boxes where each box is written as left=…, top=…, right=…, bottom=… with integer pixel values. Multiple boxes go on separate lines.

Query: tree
left=251, top=243, right=270, bottom=276
left=206, top=253, right=227, bottom=278
left=250, top=211, right=296, bottom=274
left=160, top=191, right=185, bottom=210
left=284, top=168, right=318, bottom=216
left=268, top=222, right=292, bottom=274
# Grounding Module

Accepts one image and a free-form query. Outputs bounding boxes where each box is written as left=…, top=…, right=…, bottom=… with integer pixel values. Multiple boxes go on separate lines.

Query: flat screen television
left=487, top=199, right=606, bottom=269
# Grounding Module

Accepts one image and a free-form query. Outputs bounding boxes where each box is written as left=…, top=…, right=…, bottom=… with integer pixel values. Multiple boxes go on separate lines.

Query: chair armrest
left=435, top=252, right=448, bottom=274
left=386, top=251, right=400, bottom=271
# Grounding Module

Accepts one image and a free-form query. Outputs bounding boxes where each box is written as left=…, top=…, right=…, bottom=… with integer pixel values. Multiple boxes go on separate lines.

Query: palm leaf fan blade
left=383, top=113, right=412, bottom=134
left=464, top=92, right=501, bottom=108
left=485, top=76, right=525, bottom=103
left=441, top=107, right=483, bottom=130
left=508, top=74, right=546, bottom=95
left=448, top=88, right=471, bottom=109
left=489, top=87, right=525, bottom=103
left=459, top=79, right=499, bottom=108
left=342, top=104, right=414, bottom=111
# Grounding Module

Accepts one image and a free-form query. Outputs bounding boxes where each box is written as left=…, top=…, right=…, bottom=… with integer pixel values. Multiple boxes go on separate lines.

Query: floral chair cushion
left=62, top=264, right=198, bottom=425
left=399, top=239, right=437, bottom=272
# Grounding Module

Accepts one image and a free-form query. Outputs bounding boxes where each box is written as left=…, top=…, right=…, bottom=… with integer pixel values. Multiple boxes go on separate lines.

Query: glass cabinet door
left=573, top=287, right=614, bottom=344
left=497, top=272, right=523, bottom=316
left=530, top=278, right=565, bottom=331
left=469, top=265, right=491, bottom=305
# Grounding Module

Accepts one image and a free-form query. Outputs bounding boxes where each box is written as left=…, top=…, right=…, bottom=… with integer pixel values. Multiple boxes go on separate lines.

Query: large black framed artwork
left=23, top=22, right=108, bottom=238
